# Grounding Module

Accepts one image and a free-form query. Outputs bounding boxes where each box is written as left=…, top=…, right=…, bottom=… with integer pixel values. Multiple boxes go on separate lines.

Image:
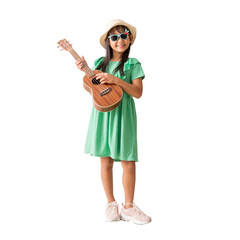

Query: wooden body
left=83, top=70, right=123, bottom=112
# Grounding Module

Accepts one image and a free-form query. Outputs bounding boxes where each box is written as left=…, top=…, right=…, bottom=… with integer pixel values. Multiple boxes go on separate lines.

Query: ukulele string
left=68, top=47, right=105, bottom=91
left=69, top=45, right=107, bottom=92
left=83, top=66, right=100, bottom=89
left=83, top=65, right=108, bottom=92
left=64, top=43, right=111, bottom=97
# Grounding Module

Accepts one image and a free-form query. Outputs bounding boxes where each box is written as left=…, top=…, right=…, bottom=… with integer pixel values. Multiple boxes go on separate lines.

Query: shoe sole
left=120, top=213, right=151, bottom=225
left=105, top=218, right=120, bottom=222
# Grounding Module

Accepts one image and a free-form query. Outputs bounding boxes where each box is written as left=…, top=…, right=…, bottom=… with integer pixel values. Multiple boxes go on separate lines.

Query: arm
left=114, top=76, right=143, bottom=99
left=95, top=73, right=143, bottom=99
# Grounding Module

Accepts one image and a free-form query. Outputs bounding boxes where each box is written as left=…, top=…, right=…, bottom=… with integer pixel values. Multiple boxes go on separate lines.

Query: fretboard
left=69, top=49, right=95, bottom=77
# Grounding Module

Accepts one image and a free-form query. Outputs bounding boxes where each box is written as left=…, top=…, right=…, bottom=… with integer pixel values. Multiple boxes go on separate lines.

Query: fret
left=83, top=65, right=95, bottom=77
left=69, top=49, right=80, bottom=60
left=69, top=49, right=95, bottom=77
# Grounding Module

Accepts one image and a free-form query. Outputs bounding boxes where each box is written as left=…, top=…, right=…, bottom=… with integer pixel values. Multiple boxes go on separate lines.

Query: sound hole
left=92, top=77, right=100, bottom=85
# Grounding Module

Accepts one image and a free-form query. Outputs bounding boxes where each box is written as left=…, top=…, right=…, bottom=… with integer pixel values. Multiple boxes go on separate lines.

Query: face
left=108, top=27, right=132, bottom=54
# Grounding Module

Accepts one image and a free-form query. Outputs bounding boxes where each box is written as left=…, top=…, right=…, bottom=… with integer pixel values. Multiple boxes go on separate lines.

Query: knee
left=121, top=161, right=135, bottom=172
left=101, top=157, right=114, bottom=170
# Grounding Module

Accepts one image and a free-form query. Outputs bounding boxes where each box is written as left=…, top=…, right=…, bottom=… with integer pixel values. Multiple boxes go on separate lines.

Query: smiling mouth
left=117, top=45, right=125, bottom=48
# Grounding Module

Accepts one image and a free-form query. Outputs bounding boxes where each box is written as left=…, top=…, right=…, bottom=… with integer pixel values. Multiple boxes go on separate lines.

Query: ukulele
left=57, top=39, right=123, bottom=112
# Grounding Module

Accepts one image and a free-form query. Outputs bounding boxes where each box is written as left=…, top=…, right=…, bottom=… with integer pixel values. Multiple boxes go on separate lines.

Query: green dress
left=84, top=57, right=145, bottom=162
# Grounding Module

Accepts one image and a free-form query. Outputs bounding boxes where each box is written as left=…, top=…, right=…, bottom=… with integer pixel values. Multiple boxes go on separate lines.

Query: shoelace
left=125, top=202, right=148, bottom=218
left=106, top=201, right=119, bottom=214
left=134, top=205, right=147, bottom=217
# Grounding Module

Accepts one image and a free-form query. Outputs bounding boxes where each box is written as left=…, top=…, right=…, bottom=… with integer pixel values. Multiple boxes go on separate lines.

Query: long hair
left=96, top=25, right=131, bottom=75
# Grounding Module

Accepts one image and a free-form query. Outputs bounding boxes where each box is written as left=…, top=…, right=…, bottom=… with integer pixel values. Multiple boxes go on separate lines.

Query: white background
left=0, top=0, right=240, bottom=239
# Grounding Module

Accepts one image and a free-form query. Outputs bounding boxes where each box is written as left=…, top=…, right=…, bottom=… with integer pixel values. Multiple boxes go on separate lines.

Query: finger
left=78, top=65, right=84, bottom=70
left=76, top=63, right=83, bottom=68
left=96, top=75, right=102, bottom=80
left=81, top=56, right=87, bottom=64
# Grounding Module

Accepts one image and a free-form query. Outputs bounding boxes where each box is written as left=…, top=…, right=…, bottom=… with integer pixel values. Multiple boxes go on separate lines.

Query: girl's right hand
left=75, top=56, right=87, bottom=72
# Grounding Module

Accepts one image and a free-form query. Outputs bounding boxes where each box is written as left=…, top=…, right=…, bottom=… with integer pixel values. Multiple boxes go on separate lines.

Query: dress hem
left=84, top=152, right=138, bottom=162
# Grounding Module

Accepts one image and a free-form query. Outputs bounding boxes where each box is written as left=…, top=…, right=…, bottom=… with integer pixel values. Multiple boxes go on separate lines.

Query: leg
left=121, top=161, right=136, bottom=208
left=100, top=157, right=115, bottom=203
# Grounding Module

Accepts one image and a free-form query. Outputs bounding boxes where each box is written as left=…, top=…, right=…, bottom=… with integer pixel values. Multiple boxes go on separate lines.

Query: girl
left=75, top=19, right=151, bottom=225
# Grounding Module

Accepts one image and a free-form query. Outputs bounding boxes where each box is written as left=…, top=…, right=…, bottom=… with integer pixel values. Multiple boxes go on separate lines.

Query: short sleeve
left=130, top=61, right=145, bottom=81
left=92, top=57, right=105, bottom=70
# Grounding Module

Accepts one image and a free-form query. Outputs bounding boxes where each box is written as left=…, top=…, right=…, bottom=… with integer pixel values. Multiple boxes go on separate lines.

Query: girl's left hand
left=95, top=73, right=116, bottom=84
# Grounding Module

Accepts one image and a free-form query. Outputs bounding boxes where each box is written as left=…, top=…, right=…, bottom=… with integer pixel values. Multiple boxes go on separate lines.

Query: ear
left=130, top=34, right=133, bottom=43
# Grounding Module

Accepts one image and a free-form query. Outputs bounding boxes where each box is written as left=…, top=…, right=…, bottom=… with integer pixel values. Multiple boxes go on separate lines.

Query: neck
left=69, top=49, right=95, bottom=77
left=111, top=51, right=123, bottom=62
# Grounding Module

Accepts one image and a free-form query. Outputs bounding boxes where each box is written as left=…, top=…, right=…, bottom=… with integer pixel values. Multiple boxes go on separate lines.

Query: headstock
left=57, top=39, right=72, bottom=51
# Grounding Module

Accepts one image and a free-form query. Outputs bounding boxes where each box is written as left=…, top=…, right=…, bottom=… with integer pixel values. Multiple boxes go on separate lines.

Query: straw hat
left=100, top=19, right=137, bottom=48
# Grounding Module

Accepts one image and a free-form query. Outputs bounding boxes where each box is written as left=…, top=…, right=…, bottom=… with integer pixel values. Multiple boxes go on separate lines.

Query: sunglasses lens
left=121, top=34, right=128, bottom=40
left=110, top=35, right=118, bottom=41
left=109, top=33, right=129, bottom=41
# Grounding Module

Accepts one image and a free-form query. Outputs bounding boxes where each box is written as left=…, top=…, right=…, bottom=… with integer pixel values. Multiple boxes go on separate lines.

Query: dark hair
left=96, top=25, right=131, bottom=75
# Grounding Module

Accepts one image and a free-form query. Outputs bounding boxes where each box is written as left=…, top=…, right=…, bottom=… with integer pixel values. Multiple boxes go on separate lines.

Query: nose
left=117, top=37, right=124, bottom=43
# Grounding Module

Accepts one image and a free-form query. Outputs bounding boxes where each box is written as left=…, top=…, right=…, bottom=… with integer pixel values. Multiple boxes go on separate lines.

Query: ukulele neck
left=69, top=49, right=95, bottom=77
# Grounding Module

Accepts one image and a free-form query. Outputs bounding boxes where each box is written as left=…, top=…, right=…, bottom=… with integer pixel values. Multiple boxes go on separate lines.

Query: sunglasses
left=108, top=30, right=129, bottom=42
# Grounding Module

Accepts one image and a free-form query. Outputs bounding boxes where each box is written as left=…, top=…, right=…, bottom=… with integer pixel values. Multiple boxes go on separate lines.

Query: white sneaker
left=120, top=202, right=152, bottom=225
left=105, top=201, right=120, bottom=222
